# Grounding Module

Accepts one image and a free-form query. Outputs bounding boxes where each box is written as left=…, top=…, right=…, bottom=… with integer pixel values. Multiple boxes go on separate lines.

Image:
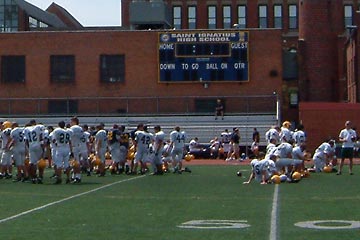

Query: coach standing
left=338, top=120, right=357, bottom=175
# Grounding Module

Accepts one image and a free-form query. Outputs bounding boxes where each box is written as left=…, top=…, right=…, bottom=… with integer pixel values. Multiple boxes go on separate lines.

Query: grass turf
left=0, top=165, right=359, bottom=240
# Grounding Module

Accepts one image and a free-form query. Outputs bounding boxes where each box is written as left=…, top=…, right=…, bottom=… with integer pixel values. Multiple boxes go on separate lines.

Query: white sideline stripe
left=270, top=184, right=279, bottom=240
left=0, top=175, right=146, bottom=224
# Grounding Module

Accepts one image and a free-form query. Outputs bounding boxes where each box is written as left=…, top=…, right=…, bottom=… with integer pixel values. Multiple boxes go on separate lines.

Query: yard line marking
left=0, top=175, right=146, bottom=224
left=269, top=184, right=279, bottom=240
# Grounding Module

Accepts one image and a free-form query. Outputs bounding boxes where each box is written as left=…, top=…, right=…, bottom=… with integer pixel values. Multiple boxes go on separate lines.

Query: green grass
left=0, top=165, right=360, bottom=240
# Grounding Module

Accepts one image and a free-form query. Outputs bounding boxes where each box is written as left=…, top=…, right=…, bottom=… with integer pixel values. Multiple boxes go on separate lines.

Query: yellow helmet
left=184, top=154, right=194, bottom=162
left=2, top=121, right=12, bottom=129
left=292, top=171, right=301, bottom=181
left=71, top=160, right=80, bottom=168
left=38, top=158, right=47, bottom=169
left=323, top=166, right=333, bottom=173
left=92, top=156, right=101, bottom=166
left=282, top=121, right=291, bottom=128
left=271, top=175, right=281, bottom=184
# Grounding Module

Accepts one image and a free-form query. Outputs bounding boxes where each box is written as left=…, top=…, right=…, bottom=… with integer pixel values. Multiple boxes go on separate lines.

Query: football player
left=169, top=126, right=187, bottom=174
left=311, top=140, right=336, bottom=173
left=23, top=120, right=45, bottom=184
left=0, top=121, right=13, bottom=179
left=69, top=117, right=85, bottom=183
left=107, top=124, right=121, bottom=175
left=152, top=125, right=165, bottom=175
left=220, top=129, right=232, bottom=160
left=292, top=124, right=306, bottom=147
left=94, top=123, right=108, bottom=177
left=9, top=122, right=27, bottom=182
left=118, top=125, right=130, bottom=174
left=279, top=121, right=293, bottom=144
left=243, top=154, right=278, bottom=184
left=132, top=124, right=153, bottom=174
left=52, top=121, right=72, bottom=184
left=265, top=126, right=280, bottom=145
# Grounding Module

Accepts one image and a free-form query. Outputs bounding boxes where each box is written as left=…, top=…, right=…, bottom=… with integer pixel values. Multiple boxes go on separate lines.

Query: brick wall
left=299, top=102, right=360, bottom=152
left=0, top=29, right=283, bottom=114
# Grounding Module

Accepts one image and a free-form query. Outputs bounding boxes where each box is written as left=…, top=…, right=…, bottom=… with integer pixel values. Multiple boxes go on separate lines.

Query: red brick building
left=1, top=0, right=360, bottom=151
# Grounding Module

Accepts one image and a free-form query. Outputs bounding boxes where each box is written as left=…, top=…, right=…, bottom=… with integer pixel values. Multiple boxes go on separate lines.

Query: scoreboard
left=158, top=31, right=249, bottom=83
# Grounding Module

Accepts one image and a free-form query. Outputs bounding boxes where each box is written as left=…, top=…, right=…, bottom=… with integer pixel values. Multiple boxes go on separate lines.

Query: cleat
left=72, top=178, right=81, bottom=184
left=184, top=167, right=192, bottom=173
left=54, top=178, right=62, bottom=185
left=66, top=179, right=71, bottom=184
left=5, top=173, right=13, bottom=179
left=12, top=178, right=22, bottom=182
left=37, top=177, right=43, bottom=184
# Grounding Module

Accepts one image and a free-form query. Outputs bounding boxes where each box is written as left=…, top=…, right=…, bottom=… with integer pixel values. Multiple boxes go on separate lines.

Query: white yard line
left=0, top=175, right=146, bottom=224
left=269, top=184, right=279, bottom=240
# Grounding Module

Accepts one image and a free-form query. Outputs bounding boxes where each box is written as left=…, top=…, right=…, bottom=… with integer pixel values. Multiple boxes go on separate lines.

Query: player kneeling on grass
left=243, top=154, right=278, bottom=185
left=309, top=139, right=336, bottom=173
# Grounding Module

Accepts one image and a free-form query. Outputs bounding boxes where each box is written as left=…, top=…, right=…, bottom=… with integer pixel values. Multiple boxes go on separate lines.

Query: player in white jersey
left=133, top=125, right=153, bottom=174
left=243, top=154, right=278, bottom=184
left=291, top=143, right=308, bottom=172
left=265, top=126, right=281, bottom=145
left=9, top=122, right=27, bottom=182
left=220, top=129, right=232, bottom=159
left=292, top=124, right=306, bottom=147
left=24, top=120, right=44, bottom=184
left=279, top=121, right=293, bottom=144
left=161, top=139, right=172, bottom=172
left=271, top=142, right=301, bottom=174
left=95, top=124, right=108, bottom=176
left=52, top=121, right=72, bottom=184
left=169, top=126, right=187, bottom=174
left=70, top=117, right=85, bottom=182
left=312, top=140, right=336, bottom=172
left=338, top=120, right=357, bottom=175
left=152, top=125, right=165, bottom=174
left=80, top=125, right=91, bottom=175
left=0, top=121, right=13, bottom=179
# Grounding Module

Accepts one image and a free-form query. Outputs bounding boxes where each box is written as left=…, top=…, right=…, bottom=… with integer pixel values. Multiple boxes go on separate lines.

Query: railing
left=0, top=94, right=279, bottom=117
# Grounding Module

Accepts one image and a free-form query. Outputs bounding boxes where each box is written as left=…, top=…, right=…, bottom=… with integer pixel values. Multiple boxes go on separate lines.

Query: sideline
left=0, top=175, right=146, bottom=224
left=269, top=184, right=279, bottom=240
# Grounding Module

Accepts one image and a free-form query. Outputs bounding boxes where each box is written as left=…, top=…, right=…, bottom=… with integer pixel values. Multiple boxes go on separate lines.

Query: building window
left=0, top=0, right=18, bottom=32
left=29, top=16, right=49, bottom=29
left=100, top=55, right=125, bottom=83
left=208, top=5, right=216, bottom=29
left=288, top=4, right=298, bottom=29
left=237, top=5, right=246, bottom=28
left=344, top=5, right=353, bottom=27
left=223, top=6, right=231, bottom=29
left=50, top=55, right=75, bottom=82
left=1, top=55, right=25, bottom=83
left=188, top=6, right=196, bottom=29
left=274, top=5, right=282, bottom=28
left=258, top=5, right=267, bottom=28
left=173, top=6, right=181, bottom=29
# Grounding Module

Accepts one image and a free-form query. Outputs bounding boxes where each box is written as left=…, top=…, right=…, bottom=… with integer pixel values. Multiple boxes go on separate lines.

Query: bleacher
left=2, top=114, right=279, bottom=148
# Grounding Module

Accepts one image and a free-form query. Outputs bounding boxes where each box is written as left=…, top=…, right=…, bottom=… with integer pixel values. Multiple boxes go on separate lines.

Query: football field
left=0, top=163, right=360, bottom=240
